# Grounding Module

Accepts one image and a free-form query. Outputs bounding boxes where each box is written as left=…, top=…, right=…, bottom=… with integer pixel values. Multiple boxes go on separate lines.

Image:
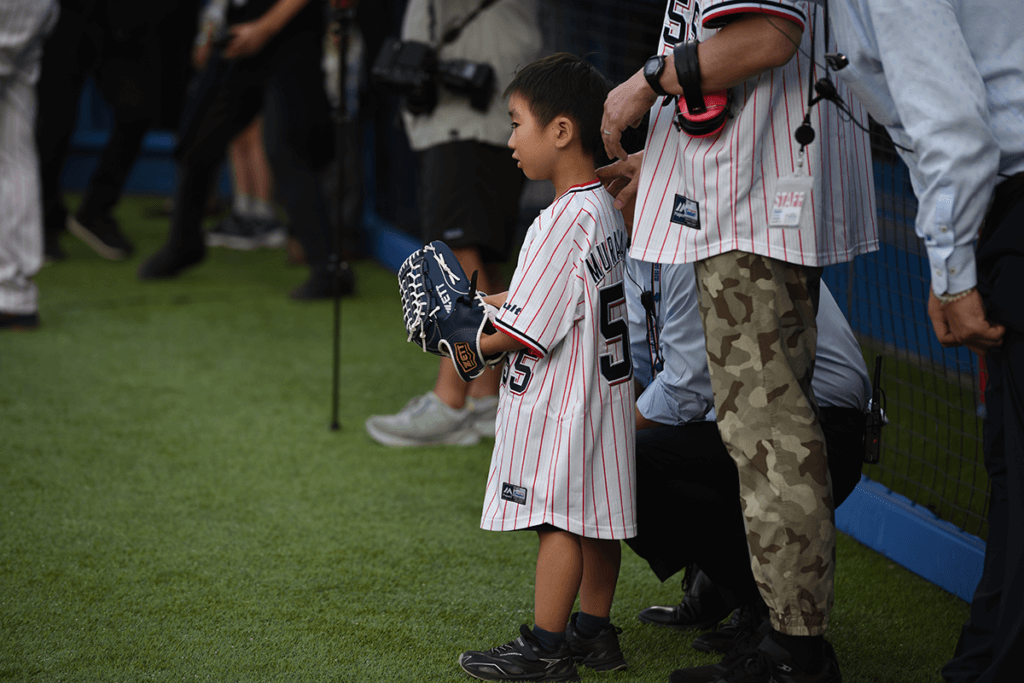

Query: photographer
left=365, top=0, right=541, bottom=447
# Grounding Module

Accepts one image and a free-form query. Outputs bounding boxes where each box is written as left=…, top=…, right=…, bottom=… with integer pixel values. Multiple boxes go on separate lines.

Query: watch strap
left=673, top=40, right=706, bottom=115
left=644, top=55, right=669, bottom=97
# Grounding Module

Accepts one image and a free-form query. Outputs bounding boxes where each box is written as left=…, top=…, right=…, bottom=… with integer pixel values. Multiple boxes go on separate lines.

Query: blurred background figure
left=364, top=0, right=542, bottom=447
left=138, top=0, right=353, bottom=300
left=1, top=0, right=59, bottom=330
left=35, top=1, right=197, bottom=263
left=194, top=1, right=286, bottom=252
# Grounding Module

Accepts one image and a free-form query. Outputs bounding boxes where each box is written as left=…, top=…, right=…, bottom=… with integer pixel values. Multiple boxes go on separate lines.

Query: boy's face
left=507, top=93, right=558, bottom=181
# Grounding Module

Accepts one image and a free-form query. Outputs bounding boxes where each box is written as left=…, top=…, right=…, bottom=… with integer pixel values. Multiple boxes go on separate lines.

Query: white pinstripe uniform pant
left=0, top=0, right=58, bottom=314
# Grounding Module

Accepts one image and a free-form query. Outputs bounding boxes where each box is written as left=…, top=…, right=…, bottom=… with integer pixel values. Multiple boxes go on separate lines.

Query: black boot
left=691, top=598, right=771, bottom=653
left=637, top=566, right=735, bottom=630
left=138, top=242, right=206, bottom=280
left=289, top=262, right=355, bottom=300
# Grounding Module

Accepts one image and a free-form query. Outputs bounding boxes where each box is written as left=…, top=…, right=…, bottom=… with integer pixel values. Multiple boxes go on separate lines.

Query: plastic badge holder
left=769, top=153, right=814, bottom=230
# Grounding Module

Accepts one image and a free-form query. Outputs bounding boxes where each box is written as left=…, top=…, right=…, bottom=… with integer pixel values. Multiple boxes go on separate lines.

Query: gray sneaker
left=468, top=395, right=499, bottom=438
left=365, top=392, right=479, bottom=447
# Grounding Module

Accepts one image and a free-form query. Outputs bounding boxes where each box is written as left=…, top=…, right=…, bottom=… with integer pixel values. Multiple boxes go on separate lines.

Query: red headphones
left=673, top=40, right=731, bottom=138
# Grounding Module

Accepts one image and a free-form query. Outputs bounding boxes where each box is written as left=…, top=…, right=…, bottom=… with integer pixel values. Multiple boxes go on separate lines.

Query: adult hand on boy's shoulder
left=597, top=152, right=643, bottom=224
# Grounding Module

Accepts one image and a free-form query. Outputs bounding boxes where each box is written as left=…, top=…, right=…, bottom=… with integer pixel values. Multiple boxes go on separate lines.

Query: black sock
left=531, top=625, right=565, bottom=653
left=770, top=630, right=824, bottom=672
left=574, top=611, right=610, bottom=639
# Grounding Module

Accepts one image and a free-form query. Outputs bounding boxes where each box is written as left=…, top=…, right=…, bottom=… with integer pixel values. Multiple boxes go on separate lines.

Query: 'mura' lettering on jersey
left=585, top=230, right=629, bottom=284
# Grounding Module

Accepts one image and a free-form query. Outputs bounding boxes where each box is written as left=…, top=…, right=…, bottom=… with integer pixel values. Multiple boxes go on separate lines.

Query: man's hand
left=193, top=40, right=212, bottom=69
left=601, top=70, right=657, bottom=161
left=596, top=152, right=644, bottom=215
left=927, top=289, right=1005, bottom=356
left=223, top=21, right=274, bottom=59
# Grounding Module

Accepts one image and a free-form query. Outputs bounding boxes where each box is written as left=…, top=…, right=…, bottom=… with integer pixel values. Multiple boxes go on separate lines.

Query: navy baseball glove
left=398, top=241, right=506, bottom=382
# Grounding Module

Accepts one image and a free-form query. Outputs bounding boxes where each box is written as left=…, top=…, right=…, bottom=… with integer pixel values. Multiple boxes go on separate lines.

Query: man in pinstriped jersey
left=599, top=2, right=877, bottom=681
left=1, top=0, right=59, bottom=330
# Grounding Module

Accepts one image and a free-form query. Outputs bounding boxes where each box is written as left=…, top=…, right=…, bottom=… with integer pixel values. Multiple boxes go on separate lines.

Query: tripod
left=329, top=0, right=357, bottom=431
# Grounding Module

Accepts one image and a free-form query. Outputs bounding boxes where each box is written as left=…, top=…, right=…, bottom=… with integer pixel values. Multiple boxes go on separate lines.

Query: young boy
left=458, top=53, right=636, bottom=682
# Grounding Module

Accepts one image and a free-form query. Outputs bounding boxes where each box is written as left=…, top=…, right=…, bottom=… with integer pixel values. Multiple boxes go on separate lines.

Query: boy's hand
left=483, top=292, right=509, bottom=310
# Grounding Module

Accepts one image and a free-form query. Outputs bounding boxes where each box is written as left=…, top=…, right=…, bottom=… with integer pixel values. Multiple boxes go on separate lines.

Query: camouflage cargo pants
left=694, top=251, right=833, bottom=636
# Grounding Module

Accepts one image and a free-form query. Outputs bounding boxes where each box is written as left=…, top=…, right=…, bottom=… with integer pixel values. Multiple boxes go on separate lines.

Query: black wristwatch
left=643, top=54, right=670, bottom=97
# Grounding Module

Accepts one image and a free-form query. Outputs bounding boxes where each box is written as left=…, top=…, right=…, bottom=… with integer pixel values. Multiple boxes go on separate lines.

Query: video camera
left=371, top=37, right=495, bottom=116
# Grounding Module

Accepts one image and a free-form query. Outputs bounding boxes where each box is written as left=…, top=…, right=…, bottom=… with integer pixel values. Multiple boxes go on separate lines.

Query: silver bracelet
left=934, top=287, right=975, bottom=305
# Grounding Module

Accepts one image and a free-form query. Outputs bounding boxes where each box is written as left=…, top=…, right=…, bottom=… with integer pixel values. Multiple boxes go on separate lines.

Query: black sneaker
left=0, top=311, right=40, bottom=330
left=250, top=216, right=287, bottom=249
left=208, top=214, right=287, bottom=251
left=564, top=612, right=627, bottom=671
left=669, top=622, right=768, bottom=683
left=205, top=213, right=247, bottom=248
left=670, top=635, right=841, bottom=683
left=692, top=600, right=770, bottom=654
left=44, top=231, right=66, bottom=262
left=459, top=625, right=580, bottom=682
left=67, top=214, right=133, bottom=260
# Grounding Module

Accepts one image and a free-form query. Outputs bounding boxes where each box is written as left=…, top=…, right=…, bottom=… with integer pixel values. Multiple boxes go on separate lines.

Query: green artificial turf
left=2, top=196, right=968, bottom=681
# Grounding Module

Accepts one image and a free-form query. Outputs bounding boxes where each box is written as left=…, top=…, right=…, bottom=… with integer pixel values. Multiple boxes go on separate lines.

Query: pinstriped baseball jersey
left=630, top=0, right=878, bottom=267
left=481, top=181, right=637, bottom=540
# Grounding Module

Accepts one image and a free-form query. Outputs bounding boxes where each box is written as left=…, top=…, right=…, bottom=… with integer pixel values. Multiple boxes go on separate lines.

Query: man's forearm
left=655, top=14, right=801, bottom=94
left=636, top=408, right=664, bottom=431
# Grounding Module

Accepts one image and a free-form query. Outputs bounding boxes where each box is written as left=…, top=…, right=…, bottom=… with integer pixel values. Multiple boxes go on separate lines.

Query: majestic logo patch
left=501, top=483, right=528, bottom=505
left=453, top=341, right=480, bottom=374
left=671, top=194, right=700, bottom=229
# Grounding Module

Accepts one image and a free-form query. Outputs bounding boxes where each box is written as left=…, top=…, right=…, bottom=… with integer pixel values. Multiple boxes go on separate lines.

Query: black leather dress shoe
left=638, top=568, right=734, bottom=630
left=289, top=262, right=355, bottom=300
left=138, top=243, right=206, bottom=280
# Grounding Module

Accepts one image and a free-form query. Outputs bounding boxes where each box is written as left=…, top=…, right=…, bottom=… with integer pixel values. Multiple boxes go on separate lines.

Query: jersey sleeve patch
left=702, top=1, right=806, bottom=31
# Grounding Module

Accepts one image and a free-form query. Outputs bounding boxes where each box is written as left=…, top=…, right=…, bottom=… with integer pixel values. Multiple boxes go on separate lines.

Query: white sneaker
left=365, top=392, right=479, bottom=447
left=467, top=395, right=499, bottom=439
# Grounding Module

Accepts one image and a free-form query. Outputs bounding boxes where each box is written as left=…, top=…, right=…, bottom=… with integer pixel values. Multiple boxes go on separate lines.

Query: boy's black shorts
left=417, top=140, right=525, bottom=265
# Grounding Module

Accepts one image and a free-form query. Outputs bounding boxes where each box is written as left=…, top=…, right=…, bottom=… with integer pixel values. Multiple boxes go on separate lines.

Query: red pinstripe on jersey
left=629, top=0, right=878, bottom=268
left=481, top=182, right=636, bottom=539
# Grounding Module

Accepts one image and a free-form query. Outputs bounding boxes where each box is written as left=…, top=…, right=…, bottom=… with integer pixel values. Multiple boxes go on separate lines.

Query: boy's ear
left=551, top=115, right=576, bottom=149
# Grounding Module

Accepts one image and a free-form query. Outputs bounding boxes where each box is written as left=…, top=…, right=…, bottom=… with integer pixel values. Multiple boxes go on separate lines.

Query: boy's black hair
left=504, top=53, right=610, bottom=159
